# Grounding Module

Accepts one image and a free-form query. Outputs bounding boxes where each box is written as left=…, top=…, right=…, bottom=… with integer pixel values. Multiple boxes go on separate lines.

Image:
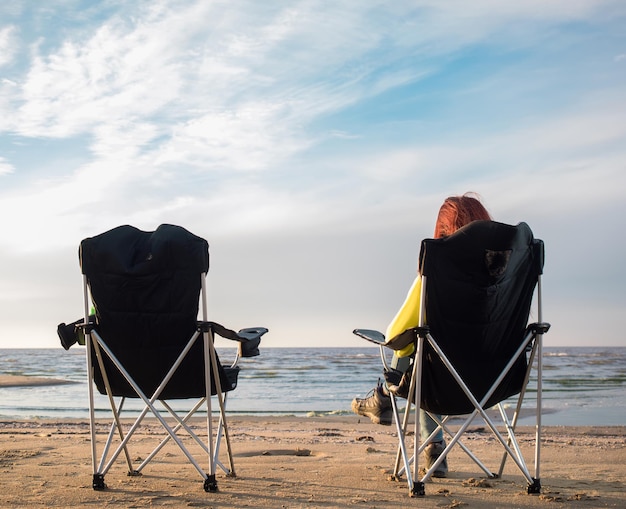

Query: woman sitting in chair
left=351, top=192, right=492, bottom=478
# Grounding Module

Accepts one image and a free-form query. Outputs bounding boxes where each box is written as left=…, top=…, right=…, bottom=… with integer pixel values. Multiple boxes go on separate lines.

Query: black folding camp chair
left=354, top=220, right=549, bottom=497
left=62, top=224, right=267, bottom=492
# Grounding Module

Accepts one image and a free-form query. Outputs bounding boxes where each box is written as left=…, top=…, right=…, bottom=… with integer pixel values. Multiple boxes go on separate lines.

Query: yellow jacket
left=384, top=276, right=422, bottom=357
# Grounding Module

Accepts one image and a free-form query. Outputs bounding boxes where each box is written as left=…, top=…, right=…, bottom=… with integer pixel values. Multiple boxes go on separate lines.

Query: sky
left=0, top=1, right=625, bottom=349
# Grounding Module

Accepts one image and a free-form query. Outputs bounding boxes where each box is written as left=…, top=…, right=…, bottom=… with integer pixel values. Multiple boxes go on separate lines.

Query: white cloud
left=17, top=24, right=182, bottom=138
left=0, top=156, right=14, bottom=175
left=0, top=26, right=17, bottom=67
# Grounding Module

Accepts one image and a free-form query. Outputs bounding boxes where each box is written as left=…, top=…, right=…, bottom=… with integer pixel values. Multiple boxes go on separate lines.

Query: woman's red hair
left=433, top=193, right=492, bottom=239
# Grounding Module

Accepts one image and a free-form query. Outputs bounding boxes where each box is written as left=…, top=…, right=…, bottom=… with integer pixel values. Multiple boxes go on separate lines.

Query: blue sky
left=0, top=1, right=625, bottom=348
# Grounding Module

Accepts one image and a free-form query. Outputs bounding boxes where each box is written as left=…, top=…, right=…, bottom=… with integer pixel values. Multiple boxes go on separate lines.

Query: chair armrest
left=200, top=322, right=268, bottom=358
left=353, top=329, right=386, bottom=345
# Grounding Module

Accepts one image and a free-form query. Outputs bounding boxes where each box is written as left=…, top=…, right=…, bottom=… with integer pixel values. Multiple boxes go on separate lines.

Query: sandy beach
left=0, top=375, right=75, bottom=388
left=0, top=414, right=624, bottom=509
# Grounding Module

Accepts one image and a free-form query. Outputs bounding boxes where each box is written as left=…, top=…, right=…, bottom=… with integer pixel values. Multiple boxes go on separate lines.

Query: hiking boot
left=424, top=440, right=448, bottom=478
left=384, top=368, right=412, bottom=400
left=351, top=384, right=392, bottom=425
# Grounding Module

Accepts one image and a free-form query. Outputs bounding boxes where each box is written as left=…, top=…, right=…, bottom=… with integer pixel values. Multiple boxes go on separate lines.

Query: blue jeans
left=391, top=355, right=444, bottom=442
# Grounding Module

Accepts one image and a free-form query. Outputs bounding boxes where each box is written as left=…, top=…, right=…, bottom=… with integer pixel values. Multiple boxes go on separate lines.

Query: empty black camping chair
left=63, top=224, right=267, bottom=492
left=354, top=220, right=549, bottom=497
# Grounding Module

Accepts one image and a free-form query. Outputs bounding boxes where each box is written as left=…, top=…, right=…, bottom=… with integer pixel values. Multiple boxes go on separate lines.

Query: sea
left=0, top=347, right=624, bottom=426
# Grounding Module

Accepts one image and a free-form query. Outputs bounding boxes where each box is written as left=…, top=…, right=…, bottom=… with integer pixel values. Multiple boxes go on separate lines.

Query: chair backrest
left=80, top=224, right=228, bottom=399
left=417, top=220, right=544, bottom=415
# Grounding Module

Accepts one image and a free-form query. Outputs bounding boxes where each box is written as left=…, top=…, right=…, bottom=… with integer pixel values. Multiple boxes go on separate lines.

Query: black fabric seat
left=81, top=224, right=231, bottom=399
left=417, top=221, right=542, bottom=415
